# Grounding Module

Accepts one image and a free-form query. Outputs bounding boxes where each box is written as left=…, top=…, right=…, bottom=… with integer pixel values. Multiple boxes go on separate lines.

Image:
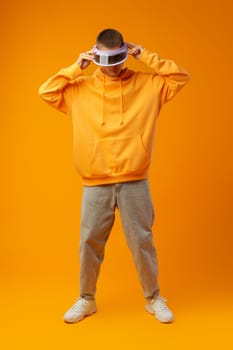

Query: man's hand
left=127, top=42, right=144, bottom=59
left=77, top=49, right=94, bottom=69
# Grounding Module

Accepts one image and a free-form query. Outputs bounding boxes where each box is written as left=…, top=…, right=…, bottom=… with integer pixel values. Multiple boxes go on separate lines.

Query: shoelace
left=153, top=296, right=169, bottom=311
left=71, top=298, right=89, bottom=311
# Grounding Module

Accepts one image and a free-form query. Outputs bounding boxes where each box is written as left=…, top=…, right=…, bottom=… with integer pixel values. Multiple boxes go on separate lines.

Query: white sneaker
left=64, top=297, right=97, bottom=323
left=146, top=296, right=174, bottom=323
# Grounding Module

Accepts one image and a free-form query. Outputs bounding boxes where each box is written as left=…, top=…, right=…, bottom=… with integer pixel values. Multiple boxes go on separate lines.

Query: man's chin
left=101, top=66, right=123, bottom=77
left=107, top=72, right=121, bottom=77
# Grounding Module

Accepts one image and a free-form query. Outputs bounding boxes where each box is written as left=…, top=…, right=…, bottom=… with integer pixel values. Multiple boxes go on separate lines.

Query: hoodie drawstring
left=101, top=75, right=106, bottom=126
left=119, top=80, right=123, bottom=125
left=100, top=76, right=124, bottom=127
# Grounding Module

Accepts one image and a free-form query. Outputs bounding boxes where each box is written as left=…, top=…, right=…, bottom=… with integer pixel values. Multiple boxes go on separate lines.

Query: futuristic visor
left=93, top=43, right=128, bottom=66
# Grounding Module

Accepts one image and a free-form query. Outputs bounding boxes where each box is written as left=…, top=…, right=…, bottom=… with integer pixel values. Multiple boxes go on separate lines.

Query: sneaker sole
left=64, top=308, right=97, bottom=324
left=146, top=304, right=174, bottom=323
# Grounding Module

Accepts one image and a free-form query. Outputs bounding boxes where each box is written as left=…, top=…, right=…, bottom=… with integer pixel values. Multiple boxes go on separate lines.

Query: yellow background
left=1, top=0, right=233, bottom=348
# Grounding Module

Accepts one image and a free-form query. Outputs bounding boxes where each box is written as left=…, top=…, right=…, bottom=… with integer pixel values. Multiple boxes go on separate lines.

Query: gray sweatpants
left=79, top=179, right=160, bottom=299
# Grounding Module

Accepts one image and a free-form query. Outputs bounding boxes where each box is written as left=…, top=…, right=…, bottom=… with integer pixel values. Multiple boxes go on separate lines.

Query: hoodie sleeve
left=139, top=48, right=190, bottom=105
left=38, top=62, right=83, bottom=114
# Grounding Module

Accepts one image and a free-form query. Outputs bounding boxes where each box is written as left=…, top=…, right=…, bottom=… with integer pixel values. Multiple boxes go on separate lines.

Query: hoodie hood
left=93, top=66, right=134, bottom=80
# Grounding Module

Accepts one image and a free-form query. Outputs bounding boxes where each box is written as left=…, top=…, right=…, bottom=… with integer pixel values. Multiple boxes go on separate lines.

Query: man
left=39, top=28, right=190, bottom=324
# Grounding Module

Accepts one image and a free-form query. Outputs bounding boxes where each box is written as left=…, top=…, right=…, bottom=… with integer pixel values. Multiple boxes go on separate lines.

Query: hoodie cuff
left=139, top=48, right=160, bottom=65
left=61, top=62, right=83, bottom=79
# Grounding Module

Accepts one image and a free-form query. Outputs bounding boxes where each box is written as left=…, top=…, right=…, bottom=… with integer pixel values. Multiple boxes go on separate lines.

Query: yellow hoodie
left=39, top=48, right=190, bottom=186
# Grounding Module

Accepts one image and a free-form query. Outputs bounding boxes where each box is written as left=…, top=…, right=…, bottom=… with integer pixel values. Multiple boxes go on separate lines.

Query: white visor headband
left=93, top=43, right=128, bottom=66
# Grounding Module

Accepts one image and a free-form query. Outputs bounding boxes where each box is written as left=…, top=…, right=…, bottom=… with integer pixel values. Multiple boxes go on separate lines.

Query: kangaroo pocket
left=89, top=135, right=150, bottom=177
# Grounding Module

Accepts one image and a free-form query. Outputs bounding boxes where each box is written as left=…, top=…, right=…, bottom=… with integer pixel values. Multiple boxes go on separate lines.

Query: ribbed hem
left=82, top=173, right=149, bottom=186
left=139, top=48, right=160, bottom=67
left=61, top=62, right=82, bottom=79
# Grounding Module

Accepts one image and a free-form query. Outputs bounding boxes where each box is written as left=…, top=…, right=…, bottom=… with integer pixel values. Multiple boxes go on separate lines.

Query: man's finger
left=126, top=42, right=136, bottom=49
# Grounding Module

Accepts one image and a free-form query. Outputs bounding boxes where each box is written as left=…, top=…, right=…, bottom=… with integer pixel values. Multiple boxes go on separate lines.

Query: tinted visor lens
left=94, top=52, right=127, bottom=66
left=93, top=44, right=128, bottom=66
